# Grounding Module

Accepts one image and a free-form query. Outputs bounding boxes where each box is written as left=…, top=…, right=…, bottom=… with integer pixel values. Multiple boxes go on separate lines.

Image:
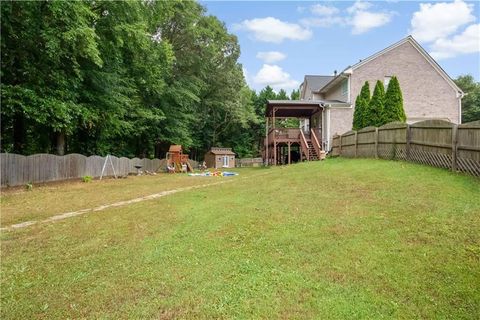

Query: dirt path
left=1, top=171, right=272, bottom=232
left=1, top=180, right=229, bottom=232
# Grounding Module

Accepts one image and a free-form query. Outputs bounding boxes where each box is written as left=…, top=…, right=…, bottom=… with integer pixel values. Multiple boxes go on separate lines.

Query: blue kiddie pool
left=222, top=172, right=238, bottom=176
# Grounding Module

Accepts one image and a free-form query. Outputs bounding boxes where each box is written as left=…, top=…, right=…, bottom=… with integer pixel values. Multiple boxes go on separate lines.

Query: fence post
left=406, top=124, right=411, bottom=161
left=374, top=127, right=379, bottom=159
left=452, top=124, right=458, bottom=172
left=354, top=131, right=358, bottom=158
left=339, top=134, right=342, bottom=156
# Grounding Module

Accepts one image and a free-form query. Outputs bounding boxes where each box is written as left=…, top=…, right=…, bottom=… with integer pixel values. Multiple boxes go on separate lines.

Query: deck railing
left=311, top=128, right=322, bottom=156
left=267, top=128, right=302, bottom=142
left=299, top=130, right=310, bottom=160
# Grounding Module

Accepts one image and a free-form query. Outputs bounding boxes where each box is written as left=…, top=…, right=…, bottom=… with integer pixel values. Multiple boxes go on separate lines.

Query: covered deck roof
left=266, top=100, right=350, bottom=117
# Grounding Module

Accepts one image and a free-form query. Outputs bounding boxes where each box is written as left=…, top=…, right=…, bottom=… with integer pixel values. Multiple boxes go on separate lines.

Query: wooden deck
left=264, top=100, right=325, bottom=166
left=265, top=128, right=323, bottom=165
left=267, top=128, right=308, bottom=143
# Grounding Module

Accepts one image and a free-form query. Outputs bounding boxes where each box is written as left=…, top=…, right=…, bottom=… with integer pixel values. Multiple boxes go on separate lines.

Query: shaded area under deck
left=264, top=100, right=324, bottom=165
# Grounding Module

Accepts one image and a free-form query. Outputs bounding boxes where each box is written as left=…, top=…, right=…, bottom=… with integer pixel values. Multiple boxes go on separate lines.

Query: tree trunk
left=56, top=131, right=66, bottom=155
left=154, top=142, right=162, bottom=159
left=13, top=112, right=26, bottom=154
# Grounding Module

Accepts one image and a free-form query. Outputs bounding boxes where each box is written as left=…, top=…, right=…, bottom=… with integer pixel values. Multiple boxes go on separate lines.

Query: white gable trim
left=351, top=36, right=463, bottom=96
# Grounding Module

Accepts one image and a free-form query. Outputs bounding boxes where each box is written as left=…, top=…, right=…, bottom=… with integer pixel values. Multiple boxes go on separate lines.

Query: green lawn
left=1, top=158, right=479, bottom=319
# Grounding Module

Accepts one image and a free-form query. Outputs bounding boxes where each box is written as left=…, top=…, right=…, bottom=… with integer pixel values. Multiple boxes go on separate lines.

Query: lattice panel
left=408, top=148, right=452, bottom=169
left=378, top=144, right=407, bottom=160
left=332, top=120, right=479, bottom=178
left=456, top=158, right=480, bottom=177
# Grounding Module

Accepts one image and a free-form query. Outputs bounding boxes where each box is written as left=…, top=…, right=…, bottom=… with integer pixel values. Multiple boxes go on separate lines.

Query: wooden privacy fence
left=331, top=120, right=480, bottom=177
left=0, top=153, right=186, bottom=187
left=236, top=157, right=263, bottom=167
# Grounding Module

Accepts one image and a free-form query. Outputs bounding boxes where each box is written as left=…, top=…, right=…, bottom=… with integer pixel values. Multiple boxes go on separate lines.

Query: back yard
left=1, top=158, right=479, bottom=319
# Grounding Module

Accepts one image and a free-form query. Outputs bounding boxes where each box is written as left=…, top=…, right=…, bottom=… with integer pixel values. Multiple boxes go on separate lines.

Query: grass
left=0, top=168, right=262, bottom=226
left=1, top=158, right=479, bottom=319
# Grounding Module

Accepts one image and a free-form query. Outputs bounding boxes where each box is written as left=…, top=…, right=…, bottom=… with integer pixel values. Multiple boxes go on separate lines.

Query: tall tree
left=276, top=89, right=289, bottom=100
left=366, top=80, right=386, bottom=127
left=455, top=75, right=480, bottom=123
left=1, top=0, right=256, bottom=159
left=352, top=81, right=370, bottom=130
left=290, top=89, right=300, bottom=100
left=1, top=1, right=102, bottom=155
left=383, top=76, right=406, bottom=124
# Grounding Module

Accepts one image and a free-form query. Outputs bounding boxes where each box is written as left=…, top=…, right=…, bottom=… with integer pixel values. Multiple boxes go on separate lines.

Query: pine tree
left=384, top=76, right=406, bottom=124
left=352, top=81, right=371, bottom=130
left=366, top=80, right=386, bottom=127
left=276, top=89, right=289, bottom=100
left=290, top=89, right=300, bottom=100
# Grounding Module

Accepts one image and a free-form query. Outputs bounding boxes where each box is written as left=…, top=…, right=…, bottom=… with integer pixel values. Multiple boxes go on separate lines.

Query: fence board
left=1, top=153, right=171, bottom=187
left=331, top=136, right=340, bottom=156
left=340, top=131, right=356, bottom=157
left=236, top=158, right=263, bottom=167
left=357, top=126, right=376, bottom=158
left=331, top=120, right=480, bottom=177
left=409, top=120, right=454, bottom=169
left=456, top=120, right=480, bottom=176
left=377, top=122, right=407, bottom=160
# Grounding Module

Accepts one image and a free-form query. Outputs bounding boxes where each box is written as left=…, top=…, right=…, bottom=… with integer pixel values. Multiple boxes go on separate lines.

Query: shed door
left=223, top=156, right=229, bottom=167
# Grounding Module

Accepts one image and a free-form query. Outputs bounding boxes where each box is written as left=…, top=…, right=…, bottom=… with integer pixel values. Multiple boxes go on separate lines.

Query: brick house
left=297, top=35, right=464, bottom=151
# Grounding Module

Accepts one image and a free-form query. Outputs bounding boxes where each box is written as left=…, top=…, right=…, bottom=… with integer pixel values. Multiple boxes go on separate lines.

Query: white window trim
left=223, top=156, right=229, bottom=167
left=347, top=75, right=351, bottom=103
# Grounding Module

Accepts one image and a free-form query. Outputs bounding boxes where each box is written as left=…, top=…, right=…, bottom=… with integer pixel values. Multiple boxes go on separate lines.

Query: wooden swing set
left=166, top=145, right=193, bottom=173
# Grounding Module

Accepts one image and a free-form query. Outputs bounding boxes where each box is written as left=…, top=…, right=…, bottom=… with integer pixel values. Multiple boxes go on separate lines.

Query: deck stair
left=306, top=140, right=318, bottom=160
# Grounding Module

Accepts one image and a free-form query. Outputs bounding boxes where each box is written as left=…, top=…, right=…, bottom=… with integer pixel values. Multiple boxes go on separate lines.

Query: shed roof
left=208, top=147, right=235, bottom=155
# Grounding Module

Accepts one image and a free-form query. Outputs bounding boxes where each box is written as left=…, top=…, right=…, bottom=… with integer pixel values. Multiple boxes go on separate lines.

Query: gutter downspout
left=457, top=91, right=465, bottom=124
left=325, top=104, right=331, bottom=152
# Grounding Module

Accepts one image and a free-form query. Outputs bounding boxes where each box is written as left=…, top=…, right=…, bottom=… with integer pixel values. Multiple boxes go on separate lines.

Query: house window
left=341, top=79, right=348, bottom=95
left=384, top=76, right=392, bottom=87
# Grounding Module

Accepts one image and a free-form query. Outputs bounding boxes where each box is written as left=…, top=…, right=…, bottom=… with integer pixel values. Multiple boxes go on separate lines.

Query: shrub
left=25, top=182, right=33, bottom=191
left=82, top=175, right=93, bottom=183
left=352, top=81, right=371, bottom=130
left=384, top=76, right=406, bottom=124
left=366, top=80, right=386, bottom=127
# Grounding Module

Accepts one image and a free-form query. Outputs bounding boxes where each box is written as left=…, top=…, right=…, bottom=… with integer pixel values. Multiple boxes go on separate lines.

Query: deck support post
left=287, top=142, right=292, bottom=164
left=288, top=142, right=291, bottom=165
left=273, top=142, right=277, bottom=166
left=265, top=117, right=269, bottom=165
left=273, top=108, right=276, bottom=129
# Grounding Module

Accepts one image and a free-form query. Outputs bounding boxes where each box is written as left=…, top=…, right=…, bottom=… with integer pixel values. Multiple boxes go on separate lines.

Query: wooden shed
left=204, top=147, right=236, bottom=169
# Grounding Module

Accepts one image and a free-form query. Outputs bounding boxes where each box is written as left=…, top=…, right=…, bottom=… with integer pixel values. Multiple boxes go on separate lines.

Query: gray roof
left=267, top=99, right=349, bottom=105
left=304, top=75, right=334, bottom=92
left=266, top=99, right=350, bottom=117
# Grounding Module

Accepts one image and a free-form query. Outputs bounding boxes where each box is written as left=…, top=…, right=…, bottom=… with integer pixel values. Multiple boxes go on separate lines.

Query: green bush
left=352, top=81, right=371, bottom=130
left=384, top=76, right=406, bottom=124
left=25, top=182, right=33, bottom=191
left=82, top=175, right=93, bottom=183
left=366, top=80, right=386, bottom=127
